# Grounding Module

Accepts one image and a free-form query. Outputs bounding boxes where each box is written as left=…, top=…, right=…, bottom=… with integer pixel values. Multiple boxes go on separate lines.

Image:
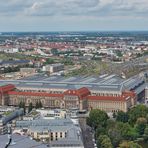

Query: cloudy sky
left=0, top=0, right=148, bottom=31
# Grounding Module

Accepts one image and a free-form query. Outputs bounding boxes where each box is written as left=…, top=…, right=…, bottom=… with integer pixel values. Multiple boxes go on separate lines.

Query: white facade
left=43, top=64, right=64, bottom=73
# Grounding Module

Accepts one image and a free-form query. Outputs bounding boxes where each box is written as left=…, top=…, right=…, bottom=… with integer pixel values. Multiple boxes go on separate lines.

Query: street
left=79, top=117, right=94, bottom=148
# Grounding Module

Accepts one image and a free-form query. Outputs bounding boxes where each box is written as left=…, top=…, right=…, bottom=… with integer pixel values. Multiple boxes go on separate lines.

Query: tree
left=128, top=105, right=148, bottom=125
left=44, top=58, right=54, bottom=65
left=106, top=119, right=116, bottom=131
left=143, top=127, right=148, bottom=142
left=116, top=51, right=123, bottom=57
left=135, top=117, right=147, bottom=135
left=35, top=101, right=42, bottom=109
left=19, top=101, right=26, bottom=114
left=116, top=122, right=131, bottom=140
left=35, top=101, right=39, bottom=109
left=22, top=102, right=26, bottom=114
left=87, top=109, right=109, bottom=129
left=38, top=101, right=43, bottom=108
left=113, top=112, right=116, bottom=118
left=108, top=127, right=123, bottom=147
left=95, top=125, right=106, bottom=139
left=126, top=127, right=139, bottom=141
left=119, top=141, right=142, bottom=148
left=19, top=101, right=23, bottom=108
left=28, top=102, right=33, bottom=113
left=116, top=111, right=128, bottom=123
left=97, top=135, right=113, bottom=148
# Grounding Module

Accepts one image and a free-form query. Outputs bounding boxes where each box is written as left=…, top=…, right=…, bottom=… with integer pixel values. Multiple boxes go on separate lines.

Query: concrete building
left=43, top=63, right=64, bottom=73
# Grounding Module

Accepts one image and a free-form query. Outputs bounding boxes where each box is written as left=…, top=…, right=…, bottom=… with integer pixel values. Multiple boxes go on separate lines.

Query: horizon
left=0, top=30, right=148, bottom=33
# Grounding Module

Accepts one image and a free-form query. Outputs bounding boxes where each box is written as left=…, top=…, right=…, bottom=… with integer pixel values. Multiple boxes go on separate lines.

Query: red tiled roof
left=8, top=91, right=64, bottom=98
left=0, top=84, right=15, bottom=93
left=88, top=91, right=136, bottom=102
left=77, top=87, right=90, bottom=95
left=64, top=87, right=90, bottom=99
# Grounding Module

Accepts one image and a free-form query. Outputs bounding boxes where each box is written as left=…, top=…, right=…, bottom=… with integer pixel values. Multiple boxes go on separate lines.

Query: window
left=60, top=132, right=62, bottom=138
left=51, top=132, right=53, bottom=137
left=56, top=132, right=58, bottom=137
left=65, top=132, right=67, bottom=137
left=51, top=137, right=53, bottom=141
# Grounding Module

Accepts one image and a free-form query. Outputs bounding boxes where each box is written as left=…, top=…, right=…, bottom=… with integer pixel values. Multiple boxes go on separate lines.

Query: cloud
left=0, top=0, right=148, bottom=17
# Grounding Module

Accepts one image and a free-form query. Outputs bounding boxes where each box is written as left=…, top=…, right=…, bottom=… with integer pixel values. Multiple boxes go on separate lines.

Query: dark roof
left=0, top=60, right=30, bottom=65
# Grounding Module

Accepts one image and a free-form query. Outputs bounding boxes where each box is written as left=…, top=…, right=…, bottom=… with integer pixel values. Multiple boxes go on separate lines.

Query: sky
left=0, top=0, right=148, bottom=32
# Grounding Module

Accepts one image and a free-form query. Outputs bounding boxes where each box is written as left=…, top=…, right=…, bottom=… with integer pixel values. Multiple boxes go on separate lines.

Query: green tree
left=19, top=101, right=23, bottom=108
left=113, top=112, right=116, bottom=118
left=35, top=101, right=39, bottom=109
left=22, top=102, right=26, bottom=114
left=135, top=117, right=147, bottom=135
left=38, top=101, right=43, bottom=108
left=95, top=125, right=106, bottom=139
left=116, top=51, right=123, bottom=57
left=28, top=102, right=33, bottom=113
left=116, top=122, right=131, bottom=140
left=116, top=111, right=128, bottom=123
left=108, top=127, right=123, bottom=147
left=19, top=101, right=26, bottom=114
left=106, top=119, right=116, bottom=131
left=119, top=141, right=142, bottom=148
left=128, top=105, right=148, bottom=125
left=126, top=127, right=139, bottom=141
left=44, top=58, right=54, bottom=65
left=143, top=127, right=148, bottom=142
left=97, top=135, right=113, bottom=148
left=87, top=109, right=109, bottom=129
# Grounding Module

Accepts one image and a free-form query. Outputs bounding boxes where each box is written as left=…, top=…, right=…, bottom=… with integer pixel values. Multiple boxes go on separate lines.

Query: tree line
left=87, top=105, right=148, bottom=148
left=19, top=101, right=43, bottom=114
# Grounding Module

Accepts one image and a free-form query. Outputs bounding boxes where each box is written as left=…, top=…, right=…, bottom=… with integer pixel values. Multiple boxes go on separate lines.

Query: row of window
left=92, top=92, right=121, bottom=97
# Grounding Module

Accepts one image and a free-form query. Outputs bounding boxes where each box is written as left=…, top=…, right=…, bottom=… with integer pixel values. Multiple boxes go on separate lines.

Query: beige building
left=1, top=84, right=136, bottom=113
left=28, top=128, right=66, bottom=141
left=88, top=91, right=136, bottom=112
left=8, top=91, right=63, bottom=109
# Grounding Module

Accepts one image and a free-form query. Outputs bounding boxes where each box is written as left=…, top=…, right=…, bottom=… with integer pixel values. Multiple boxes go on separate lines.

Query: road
left=79, top=117, right=94, bottom=148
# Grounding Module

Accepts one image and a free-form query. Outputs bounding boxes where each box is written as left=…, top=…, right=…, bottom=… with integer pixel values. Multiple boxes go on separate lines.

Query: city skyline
left=0, top=0, right=148, bottom=31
